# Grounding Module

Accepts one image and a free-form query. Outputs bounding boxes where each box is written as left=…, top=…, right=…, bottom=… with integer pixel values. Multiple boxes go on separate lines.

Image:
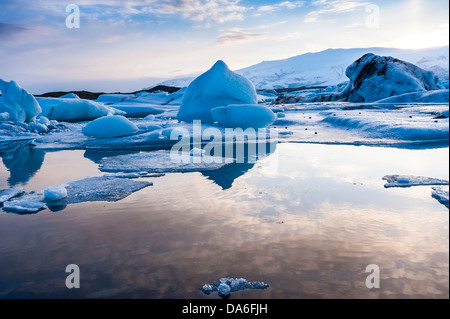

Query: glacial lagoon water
left=0, top=142, right=448, bottom=298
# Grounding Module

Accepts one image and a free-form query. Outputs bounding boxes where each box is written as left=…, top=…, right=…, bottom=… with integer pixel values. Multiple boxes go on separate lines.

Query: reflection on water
left=202, top=163, right=255, bottom=190
left=0, top=143, right=448, bottom=299
left=0, top=141, right=45, bottom=187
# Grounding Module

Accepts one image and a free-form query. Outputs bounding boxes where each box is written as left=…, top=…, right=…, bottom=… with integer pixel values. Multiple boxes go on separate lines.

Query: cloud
left=217, top=28, right=267, bottom=45
left=257, top=1, right=305, bottom=13
left=140, top=0, right=248, bottom=23
left=304, top=0, right=369, bottom=23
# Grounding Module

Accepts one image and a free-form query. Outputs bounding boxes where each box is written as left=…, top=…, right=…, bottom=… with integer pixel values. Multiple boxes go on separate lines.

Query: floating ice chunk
left=177, top=60, right=257, bottom=123
left=277, top=113, right=286, bottom=118
left=59, top=93, right=80, bottom=99
left=218, top=284, right=231, bottom=297
left=144, top=115, right=155, bottom=121
left=383, top=175, right=449, bottom=188
left=211, top=104, right=276, bottom=129
left=37, top=97, right=124, bottom=122
left=44, top=186, right=68, bottom=201
left=201, top=278, right=269, bottom=296
left=431, top=187, right=449, bottom=208
left=2, top=200, right=45, bottom=213
left=0, top=188, right=24, bottom=204
left=4, top=176, right=153, bottom=213
left=82, top=115, right=139, bottom=138
left=0, top=79, right=41, bottom=123
left=100, top=150, right=228, bottom=173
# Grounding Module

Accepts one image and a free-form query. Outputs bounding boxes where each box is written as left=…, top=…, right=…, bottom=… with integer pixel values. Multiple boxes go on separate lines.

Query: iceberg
left=0, top=79, right=41, bottom=123
left=211, top=104, right=276, bottom=129
left=342, top=54, right=441, bottom=102
left=177, top=60, right=257, bottom=123
left=383, top=175, right=449, bottom=188
left=37, top=97, right=124, bottom=122
left=82, top=115, right=139, bottom=139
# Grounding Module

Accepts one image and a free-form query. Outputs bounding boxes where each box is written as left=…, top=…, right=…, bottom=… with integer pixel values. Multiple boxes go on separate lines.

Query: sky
left=0, top=0, right=449, bottom=94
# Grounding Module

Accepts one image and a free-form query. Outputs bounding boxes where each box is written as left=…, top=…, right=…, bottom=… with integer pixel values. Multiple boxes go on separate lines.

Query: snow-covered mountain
left=158, top=46, right=449, bottom=90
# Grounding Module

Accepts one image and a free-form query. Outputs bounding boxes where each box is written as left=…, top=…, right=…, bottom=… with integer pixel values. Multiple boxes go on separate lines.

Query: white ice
left=383, top=175, right=449, bottom=188
left=2, top=200, right=45, bottom=213
left=82, top=115, right=139, bottom=139
left=0, top=188, right=24, bottom=204
left=0, top=79, right=41, bottom=123
left=37, top=97, right=124, bottom=122
left=44, top=186, right=68, bottom=201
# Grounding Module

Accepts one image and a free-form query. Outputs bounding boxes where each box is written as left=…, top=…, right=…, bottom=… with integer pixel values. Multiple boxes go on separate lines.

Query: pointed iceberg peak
left=211, top=60, right=229, bottom=71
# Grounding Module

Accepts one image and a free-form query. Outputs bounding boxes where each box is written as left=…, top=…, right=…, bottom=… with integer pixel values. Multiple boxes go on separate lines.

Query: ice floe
left=201, top=278, right=269, bottom=297
left=1, top=176, right=153, bottom=213
left=99, top=150, right=229, bottom=173
left=431, top=187, right=449, bottom=208
left=383, top=175, right=449, bottom=188
left=0, top=188, right=24, bottom=204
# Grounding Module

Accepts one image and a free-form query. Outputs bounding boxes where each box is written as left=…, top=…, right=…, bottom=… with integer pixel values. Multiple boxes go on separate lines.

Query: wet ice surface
left=0, top=188, right=24, bottom=204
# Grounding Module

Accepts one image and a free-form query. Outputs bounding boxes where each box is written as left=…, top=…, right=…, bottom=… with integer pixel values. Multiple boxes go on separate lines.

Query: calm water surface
left=0, top=142, right=448, bottom=298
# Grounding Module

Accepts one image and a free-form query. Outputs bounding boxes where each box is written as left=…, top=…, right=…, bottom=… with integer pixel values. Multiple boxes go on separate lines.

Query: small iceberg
left=201, top=278, right=269, bottom=298
left=383, top=175, right=449, bottom=188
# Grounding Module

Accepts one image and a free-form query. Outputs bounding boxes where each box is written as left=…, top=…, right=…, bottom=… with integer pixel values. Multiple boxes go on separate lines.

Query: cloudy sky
left=0, top=0, right=448, bottom=93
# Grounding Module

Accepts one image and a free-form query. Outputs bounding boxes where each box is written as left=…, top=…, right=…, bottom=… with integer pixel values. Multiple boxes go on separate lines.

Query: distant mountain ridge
left=158, top=46, right=449, bottom=90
